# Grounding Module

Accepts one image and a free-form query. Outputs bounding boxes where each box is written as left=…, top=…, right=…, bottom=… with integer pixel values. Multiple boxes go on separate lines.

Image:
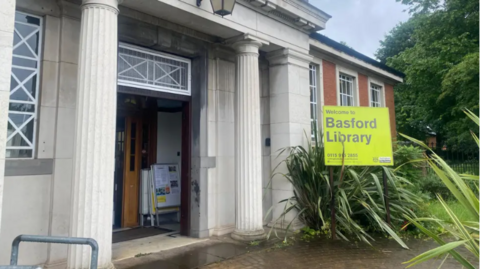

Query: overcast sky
left=309, top=0, right=410, bottom=59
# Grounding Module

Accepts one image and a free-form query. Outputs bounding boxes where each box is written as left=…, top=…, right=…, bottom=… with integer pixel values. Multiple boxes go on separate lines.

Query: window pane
left=370, top=84, right=382, bottom=107
left=6, top=149, right=33, bottom=158
left=130, top=156, right=135, bottom=171
left=7, top=12, right=41, bottom=159
left=130, top=138, right=136, bottom=153
left=12, top=57, right=38, bottom=68
left=9, top=103, right=35, bottom=112
left=15, top=13, right=40, bottom=25
left=309, top=65, right=317, bottom=138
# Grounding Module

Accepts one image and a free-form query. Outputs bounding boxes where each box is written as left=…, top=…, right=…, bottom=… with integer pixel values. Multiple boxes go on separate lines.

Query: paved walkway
left=114, top=235, right=478, bottom=269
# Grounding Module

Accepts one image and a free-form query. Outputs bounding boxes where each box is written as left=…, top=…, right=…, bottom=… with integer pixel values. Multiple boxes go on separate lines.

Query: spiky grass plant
left=266, top=127, right=420, bottom=248
left=402, top=109, right=479, bottom=268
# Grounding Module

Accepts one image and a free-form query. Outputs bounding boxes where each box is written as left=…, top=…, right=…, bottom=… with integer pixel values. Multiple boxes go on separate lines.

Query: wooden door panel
left=122, top=117, right=142, bottom=227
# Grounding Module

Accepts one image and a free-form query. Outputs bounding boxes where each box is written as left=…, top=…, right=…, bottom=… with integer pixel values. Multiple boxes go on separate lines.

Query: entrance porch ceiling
left=121, top=0, right=328, bottom=53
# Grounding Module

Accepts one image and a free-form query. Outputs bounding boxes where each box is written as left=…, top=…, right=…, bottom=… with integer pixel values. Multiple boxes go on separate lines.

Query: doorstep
left=112, top=232, right=209, bottom=261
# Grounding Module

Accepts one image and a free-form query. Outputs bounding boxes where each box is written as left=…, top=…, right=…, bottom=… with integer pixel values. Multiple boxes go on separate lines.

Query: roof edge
left=309, top=33, right=405, bottom=79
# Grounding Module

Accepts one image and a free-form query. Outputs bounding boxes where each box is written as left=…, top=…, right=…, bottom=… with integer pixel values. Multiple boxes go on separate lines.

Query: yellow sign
left=157, top=196, right=166, bottom=203
left=323, top=106, right=393, bottom=166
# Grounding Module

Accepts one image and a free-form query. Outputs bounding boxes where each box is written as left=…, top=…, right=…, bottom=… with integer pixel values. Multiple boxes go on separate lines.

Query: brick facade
left=322, top=60, right=337, bottom=105
left=385, top=83, right=397, bottom=138
left=358, top=73, right=369, bottom=107
left=317, top=59, right=398, bottom=139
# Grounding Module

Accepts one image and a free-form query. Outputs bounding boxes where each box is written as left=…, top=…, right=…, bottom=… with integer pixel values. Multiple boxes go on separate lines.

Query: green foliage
left=300, top=227, right=325, bottom=242
left=376, top=0, right=479, bottom=149
left=417, top=172, right=452, bottom=199
left=393, top=144, right=424, bottom=181
left=402, top=110, right=479, bottom=268
left=265, top=130, right=421, bottom=249
left=339, top=41, right=353, bottom=49
left=376, top=16, right=424, bottom=64
left=249, top=240, right=260, bottom=246
left=425, top=200, right=477, bottom=223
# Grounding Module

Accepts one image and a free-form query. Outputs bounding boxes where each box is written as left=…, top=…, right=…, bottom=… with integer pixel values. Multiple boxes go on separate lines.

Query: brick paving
left=115, top=235, right=478, bottom=269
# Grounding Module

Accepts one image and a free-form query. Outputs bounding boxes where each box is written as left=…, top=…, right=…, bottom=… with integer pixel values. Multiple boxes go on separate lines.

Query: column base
left=231, top=229, right=266, bottom=242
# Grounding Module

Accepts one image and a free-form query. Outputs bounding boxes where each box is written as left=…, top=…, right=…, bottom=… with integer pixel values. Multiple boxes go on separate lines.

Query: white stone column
left=0, top=0, right=16, bottom=233
left=231, top=37, right=267, bottom=242
left=67, top=0, right=119, bottom=268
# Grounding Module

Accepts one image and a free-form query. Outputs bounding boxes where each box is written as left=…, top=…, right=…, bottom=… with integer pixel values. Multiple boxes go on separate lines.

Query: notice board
left=151, top=163, right=181, bottom=208
left=323, top=106, right=393, bottom=166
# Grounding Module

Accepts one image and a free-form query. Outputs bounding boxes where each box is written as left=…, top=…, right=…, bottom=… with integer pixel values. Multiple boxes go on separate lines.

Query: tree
left=339, top=41, right=353, bottom=49
left=376, top=0, right=479, bottom=150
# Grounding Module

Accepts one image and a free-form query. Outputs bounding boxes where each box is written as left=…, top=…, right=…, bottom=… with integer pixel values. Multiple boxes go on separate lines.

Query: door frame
left=117, top=87, right=192, bottom=236
left=180, top=101, right=191, bottom=236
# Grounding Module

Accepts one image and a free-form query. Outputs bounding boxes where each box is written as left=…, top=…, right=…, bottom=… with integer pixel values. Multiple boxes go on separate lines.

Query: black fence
left=426, top=142, right=479, bottom=175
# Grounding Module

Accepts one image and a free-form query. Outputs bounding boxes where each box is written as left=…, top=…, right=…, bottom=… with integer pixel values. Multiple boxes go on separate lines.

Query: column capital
left=266, top=48, right=313, bottom=68
left=82, top=0, right=121, bottom=13
left=227, top=33, right=269, bottom=55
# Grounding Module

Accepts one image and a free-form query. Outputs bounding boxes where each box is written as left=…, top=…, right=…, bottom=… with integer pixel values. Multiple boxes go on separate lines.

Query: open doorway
left=112, top=92, right=191, bottom=243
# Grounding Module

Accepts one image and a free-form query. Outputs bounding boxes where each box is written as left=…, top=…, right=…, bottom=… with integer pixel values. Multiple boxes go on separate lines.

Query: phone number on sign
left=327, top=153, right=359, bottom=158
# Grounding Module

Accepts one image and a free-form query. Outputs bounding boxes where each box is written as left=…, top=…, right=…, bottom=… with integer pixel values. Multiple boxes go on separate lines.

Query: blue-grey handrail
left=10, top=235, right=98, bottom=269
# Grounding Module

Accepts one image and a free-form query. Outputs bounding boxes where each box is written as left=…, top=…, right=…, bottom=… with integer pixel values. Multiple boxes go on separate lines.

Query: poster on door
left=151, top=163, right=181, bottom=208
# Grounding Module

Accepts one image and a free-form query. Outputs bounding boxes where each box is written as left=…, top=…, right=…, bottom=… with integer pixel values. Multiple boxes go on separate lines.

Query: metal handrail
left=7, top=235, right=98, bottom=269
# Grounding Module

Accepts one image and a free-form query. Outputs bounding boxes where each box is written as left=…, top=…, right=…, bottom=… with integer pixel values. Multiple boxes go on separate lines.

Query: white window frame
left=336, top=66, right=359, bottom=106
left=368, top=77, right=386, bottom=107
left=309, top=64, right=318, bottom=139
left=7, top=11, right=43, bottom=159
left=117, top=43, right=192, bottom=96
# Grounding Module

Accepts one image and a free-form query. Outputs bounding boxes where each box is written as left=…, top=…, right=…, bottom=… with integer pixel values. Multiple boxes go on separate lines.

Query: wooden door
left=122, top=117, right=142, bottom=227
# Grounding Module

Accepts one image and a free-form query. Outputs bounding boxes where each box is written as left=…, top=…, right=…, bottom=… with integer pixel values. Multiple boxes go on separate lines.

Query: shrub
left=266, top=130, right=420, bottom=248
left=394, top=145, right=424, bottom=180
left=417, top=172, right=453, bottom=200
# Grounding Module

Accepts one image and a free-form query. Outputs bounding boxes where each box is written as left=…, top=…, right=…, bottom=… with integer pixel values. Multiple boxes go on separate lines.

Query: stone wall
left=207, top=48, right=236, bottom=236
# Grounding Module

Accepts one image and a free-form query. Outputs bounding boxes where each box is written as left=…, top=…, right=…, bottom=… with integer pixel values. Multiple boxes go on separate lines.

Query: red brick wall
left=322, top=60, right=337, bottom=105
left=385, top=83, right=397, bottom=138
left=358, top=73, right=369, bottom=106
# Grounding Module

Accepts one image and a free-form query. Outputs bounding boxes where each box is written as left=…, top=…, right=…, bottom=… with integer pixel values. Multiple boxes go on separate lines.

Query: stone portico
left=0, top=0, right=402, bottom=267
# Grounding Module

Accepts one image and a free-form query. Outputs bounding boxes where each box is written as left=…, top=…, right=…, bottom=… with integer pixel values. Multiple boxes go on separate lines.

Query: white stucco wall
left=0, top=175, right=51, bottom=265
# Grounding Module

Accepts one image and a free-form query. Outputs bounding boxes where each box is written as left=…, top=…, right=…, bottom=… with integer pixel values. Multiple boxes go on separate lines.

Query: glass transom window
left=7, top=12, right=42, bottom=158
left=118, top=43, right=191, bottom=96
left=339, top=74, right=354, bottom=106
left=370, top=83, right=382, bottom=107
